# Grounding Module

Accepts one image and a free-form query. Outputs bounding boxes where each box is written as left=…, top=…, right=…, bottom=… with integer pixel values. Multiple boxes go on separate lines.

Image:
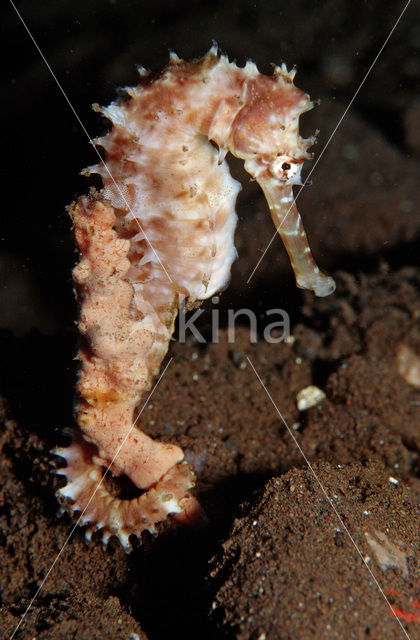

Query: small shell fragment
left=396, top=343, right=420, bottom=389
left=296, top=385, right=326, bottom=411
left=364, top=529, right=411, bottom=578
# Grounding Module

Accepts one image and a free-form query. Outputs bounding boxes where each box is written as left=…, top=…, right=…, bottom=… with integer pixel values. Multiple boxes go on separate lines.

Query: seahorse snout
left=255, top=177, right=336, bottom=297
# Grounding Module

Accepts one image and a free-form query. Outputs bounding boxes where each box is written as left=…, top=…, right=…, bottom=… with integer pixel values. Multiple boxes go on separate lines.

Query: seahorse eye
left=269, top=156, right=301, bottom=183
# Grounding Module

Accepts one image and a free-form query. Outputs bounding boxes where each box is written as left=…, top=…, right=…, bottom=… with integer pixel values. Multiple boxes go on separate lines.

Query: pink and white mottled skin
left=54, top=47, right=335, bottom=550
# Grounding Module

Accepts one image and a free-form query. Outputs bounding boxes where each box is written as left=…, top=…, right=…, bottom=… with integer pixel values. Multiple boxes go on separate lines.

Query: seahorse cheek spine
left=54, top=48, right=335, bottom=550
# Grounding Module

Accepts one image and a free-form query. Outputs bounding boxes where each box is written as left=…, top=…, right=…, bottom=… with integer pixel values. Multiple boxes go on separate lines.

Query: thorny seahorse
left=53, top=47, right=335, bottom=551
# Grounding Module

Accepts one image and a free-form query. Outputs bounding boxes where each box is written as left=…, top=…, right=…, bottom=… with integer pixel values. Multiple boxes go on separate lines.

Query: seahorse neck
left=157, top=55, right=250, bottom=149
left=193, top=57, right=250, bottom=147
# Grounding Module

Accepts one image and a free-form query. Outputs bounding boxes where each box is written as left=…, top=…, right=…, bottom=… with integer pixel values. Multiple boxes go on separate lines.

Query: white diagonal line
left=8, top=358, right=173, bottom=640
left=246, top=356, right=412, bottom=640
left=9, top=0, right=173, bottom=284
left=247, top=0, right=411, bottom=285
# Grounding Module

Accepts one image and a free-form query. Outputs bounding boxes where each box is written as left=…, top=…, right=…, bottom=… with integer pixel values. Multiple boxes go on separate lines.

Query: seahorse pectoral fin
left=258, top=178, right=335, bottom=297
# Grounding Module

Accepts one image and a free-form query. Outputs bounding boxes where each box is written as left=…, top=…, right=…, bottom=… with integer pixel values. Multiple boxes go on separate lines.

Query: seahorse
left=54, top=47, right=335, bottom=551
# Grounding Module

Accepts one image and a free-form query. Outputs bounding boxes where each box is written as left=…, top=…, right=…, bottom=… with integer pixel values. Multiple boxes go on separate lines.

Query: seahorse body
left=54, top=47, right=335, bottom=550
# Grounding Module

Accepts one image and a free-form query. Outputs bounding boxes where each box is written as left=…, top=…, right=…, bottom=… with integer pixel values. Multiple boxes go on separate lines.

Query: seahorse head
left=213, top=59, right=335, bottom=297
left=227, top=63, right=315, bottom=185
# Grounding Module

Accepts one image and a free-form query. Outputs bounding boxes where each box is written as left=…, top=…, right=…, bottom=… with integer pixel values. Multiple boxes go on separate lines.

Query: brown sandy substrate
left=210, top=461, right=419, bottom=640
left=1, top=264, right=420, bottom=639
